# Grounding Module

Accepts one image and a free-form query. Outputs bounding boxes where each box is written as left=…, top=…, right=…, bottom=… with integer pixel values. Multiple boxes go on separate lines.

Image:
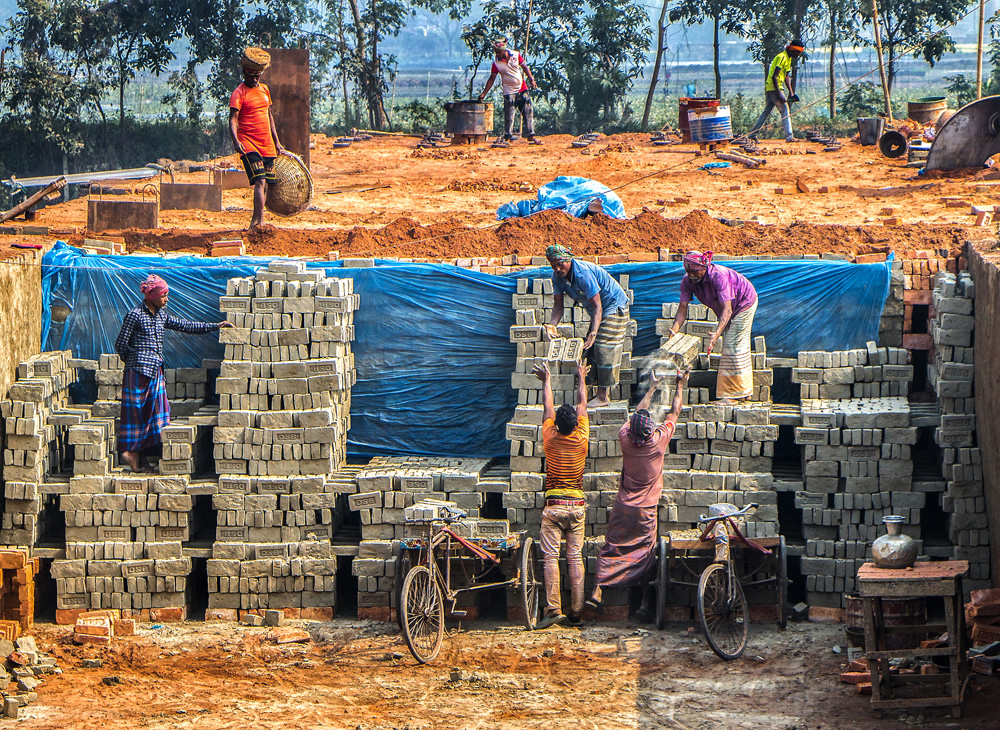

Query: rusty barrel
left=845, top=594, right=927, bottom=651
left=679, top=98, right=719, bottom=143
left=444, top=100, right=494, bottom=137
left=907, top=97, right=948, bottom=126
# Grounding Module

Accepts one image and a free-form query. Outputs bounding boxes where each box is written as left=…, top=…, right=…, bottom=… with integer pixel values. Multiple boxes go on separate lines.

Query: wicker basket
left=241, top=47, right=271, bottom=72
left=265, top=151, right=314, bottom=217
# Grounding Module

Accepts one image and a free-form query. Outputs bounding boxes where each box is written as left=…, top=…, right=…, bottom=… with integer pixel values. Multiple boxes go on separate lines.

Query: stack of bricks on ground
left=0, top=248, right=991, bottom=623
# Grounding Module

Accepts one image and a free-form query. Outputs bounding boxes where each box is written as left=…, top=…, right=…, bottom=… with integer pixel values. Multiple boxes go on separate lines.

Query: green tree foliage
left=669, top=0, right=748, bottom=99
left=855, top=0, right=973, bottom=91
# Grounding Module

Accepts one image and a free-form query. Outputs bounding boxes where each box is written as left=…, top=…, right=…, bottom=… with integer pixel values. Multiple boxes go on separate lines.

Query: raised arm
left=664, top=369, right=689, bottom=426
left=636, top=373, right=664, bottom=412
left=534, top=362, right=555, bottom=423
left=575, top=360, right=589, bottom=420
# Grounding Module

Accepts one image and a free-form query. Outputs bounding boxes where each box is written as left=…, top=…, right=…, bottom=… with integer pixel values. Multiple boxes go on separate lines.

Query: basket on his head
left=265, top=151, right=314, bottom=217
left=241, top=47, right=271, bottom=73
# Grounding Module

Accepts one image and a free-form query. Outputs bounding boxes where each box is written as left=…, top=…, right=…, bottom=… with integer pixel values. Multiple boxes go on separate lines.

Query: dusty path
left=18, top=619, right=996, bottom=729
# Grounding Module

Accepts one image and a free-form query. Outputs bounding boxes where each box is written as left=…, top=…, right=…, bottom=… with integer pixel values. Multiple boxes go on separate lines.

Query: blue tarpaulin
left=41, top=242, right=890, bottom=457
left=496, top=176, right=626, bottom=220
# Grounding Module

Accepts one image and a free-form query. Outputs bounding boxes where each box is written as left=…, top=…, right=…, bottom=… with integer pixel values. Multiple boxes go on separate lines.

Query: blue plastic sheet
left=41, top=242, right=889, bottom=457
left=496, top=176, right=626, bottom=220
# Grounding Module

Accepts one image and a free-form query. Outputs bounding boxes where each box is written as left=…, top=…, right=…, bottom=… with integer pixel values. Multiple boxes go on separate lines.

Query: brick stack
left=929, top=271, right=990, bottom=593
left=346, top=457, right=495, bottom=617
left=52, top=474, right=194, bottom=620
left=214, top=260, right=357, bottom=477
left=791, top=343, right=912, bottom=400
left=901, top=250, right=952, bottom=351
left=206, top=538, right=337, bottom=618
left=793, top=392, right=918, bottom=607
left=1, top=353, right=85, bottom=547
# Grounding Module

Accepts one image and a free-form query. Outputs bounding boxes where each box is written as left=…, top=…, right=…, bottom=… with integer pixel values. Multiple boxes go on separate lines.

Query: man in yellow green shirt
left=748, top=40, right=805, bottom=143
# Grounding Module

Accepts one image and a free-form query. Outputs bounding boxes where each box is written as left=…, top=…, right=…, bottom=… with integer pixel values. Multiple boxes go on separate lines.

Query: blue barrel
left=687, top=106, right=733, bottom=143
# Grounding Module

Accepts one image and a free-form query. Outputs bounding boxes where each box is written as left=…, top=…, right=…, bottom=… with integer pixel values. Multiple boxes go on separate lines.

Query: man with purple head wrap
left=586, top=367, right=689, bottom=620
left=114, top=274, right=232, bottom=473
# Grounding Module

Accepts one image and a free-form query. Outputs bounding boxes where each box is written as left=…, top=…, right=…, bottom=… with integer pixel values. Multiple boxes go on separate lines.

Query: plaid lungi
left=118, top=367, right=170, bottom=452
left=594, top=502, right=658, bottom=587
left=716, top=300, right=758, bottom=400
left=590, top=309, right=628, bottom=387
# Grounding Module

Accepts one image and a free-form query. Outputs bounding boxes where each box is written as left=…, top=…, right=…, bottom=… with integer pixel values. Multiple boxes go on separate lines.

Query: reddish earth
left=19, top=619, right=997, bottom=729
left=0, top=132, right=992, bottom=261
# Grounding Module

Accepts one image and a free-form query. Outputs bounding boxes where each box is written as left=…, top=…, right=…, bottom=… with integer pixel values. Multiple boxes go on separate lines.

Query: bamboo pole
left=976, top=0, right=985, bottom=98
left=870, top=0, right=893, bottom=122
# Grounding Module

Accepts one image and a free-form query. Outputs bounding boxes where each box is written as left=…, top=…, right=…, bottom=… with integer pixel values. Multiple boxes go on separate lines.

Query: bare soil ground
left=18, top=618, right=997, bottom=729
left=2, top=132, right=996, bottom=259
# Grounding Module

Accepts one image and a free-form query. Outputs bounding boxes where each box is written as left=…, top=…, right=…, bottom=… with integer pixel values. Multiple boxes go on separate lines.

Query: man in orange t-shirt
left=534, top=359, right=589, bottom=628
left=229, top=47, right=283, bottom=230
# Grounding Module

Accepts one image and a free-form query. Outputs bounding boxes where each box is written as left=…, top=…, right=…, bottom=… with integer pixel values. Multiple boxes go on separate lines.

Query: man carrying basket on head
left=229, top=47, right=284, bottom=230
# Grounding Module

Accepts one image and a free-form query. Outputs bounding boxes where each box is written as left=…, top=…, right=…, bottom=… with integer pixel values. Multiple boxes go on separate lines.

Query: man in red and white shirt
left=477, top=38, right=541, bottom=145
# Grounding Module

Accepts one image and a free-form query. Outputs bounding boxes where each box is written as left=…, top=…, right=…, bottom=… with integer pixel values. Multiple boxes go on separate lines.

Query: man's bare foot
left=587, top=396, right=609, bottom=408
left=138, top=455, right=155, bottom=474
left=121, top=451, right=141, bottom=472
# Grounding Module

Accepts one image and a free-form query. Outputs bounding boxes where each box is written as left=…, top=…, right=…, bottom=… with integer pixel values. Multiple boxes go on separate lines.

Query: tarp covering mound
left=496, top=176, right=626, bottom=220
left=41, top=242, right=890, bottom=457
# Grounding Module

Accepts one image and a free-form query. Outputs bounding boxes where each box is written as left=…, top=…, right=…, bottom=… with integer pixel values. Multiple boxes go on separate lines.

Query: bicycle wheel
left=400, top=565, right=444, bottom=663
left=520, top=537, right=542, bottom=629
left=697, top=562, right=749, bottom=660
left=655, top=536, right=669, bottom=630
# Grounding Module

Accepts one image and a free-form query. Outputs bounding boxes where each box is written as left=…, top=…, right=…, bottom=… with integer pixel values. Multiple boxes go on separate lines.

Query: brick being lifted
left=215, top=260, right=359, bottom=478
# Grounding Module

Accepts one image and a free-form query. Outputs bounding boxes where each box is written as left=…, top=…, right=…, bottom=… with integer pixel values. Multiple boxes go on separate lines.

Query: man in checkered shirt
left=114, top=274, right=231, bottom=472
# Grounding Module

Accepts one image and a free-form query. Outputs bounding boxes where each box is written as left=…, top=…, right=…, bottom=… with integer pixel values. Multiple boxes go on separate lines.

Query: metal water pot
left=871, top=515, right=918, bottom=569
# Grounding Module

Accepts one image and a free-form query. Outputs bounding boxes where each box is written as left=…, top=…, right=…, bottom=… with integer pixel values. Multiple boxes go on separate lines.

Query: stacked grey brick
left=215, top=259, right=357, bottom=478
left=929, top=271, right=989, bottom=592
left=792, top=345, right=918, bottom=607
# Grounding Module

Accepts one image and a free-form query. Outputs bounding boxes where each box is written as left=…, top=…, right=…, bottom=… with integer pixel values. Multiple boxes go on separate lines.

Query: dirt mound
left=112, top=209, right=982, bottom=261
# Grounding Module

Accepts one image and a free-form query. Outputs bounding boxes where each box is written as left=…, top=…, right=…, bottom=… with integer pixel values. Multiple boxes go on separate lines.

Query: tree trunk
left=713, top=15, right=721, bottom=99
left=119, top=75, right=126, bottom=155
left=641, top=0, right=669, bottom=131
left=369, top=10, right=387, bottom=129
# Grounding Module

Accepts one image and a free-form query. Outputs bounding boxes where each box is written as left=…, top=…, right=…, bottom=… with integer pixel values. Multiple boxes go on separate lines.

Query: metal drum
left=444, top=100, right=494, bottom=142
left=679, top=97, right=720, bottom=143
left=907, top=97, right=948, bottom=126
left=688, top=106, right=733, bottom=144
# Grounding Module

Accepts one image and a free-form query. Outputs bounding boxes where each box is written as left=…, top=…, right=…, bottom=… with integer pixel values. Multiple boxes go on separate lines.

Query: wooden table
left=857, top=560, right=969, bottom=718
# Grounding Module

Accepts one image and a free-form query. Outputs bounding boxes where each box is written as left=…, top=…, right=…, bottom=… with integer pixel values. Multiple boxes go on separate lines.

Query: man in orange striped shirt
left=534, top=359, right=589, bottom=628
left=229, top=47, right=284, bottom=230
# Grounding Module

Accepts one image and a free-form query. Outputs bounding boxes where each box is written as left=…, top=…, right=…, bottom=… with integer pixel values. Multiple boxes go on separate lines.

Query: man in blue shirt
left=114, top=274, right=231, bottom=472
left=545, top=244, right=629, bottom=406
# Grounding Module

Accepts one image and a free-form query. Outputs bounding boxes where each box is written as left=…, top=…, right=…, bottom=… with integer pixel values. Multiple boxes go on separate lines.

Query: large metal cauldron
left=444, top=100, right=494, bottom=141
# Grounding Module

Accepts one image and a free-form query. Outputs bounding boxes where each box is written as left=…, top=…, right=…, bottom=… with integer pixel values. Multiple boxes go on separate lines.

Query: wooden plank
left=870, top=696, right=961, bottom=710
left=867, top=647, right=957, bottom=659
left=858, top=581, right=959, bottom=598
left=0, top=177, right=66, bottom=223
left=858, top=561, right=968, bottom=581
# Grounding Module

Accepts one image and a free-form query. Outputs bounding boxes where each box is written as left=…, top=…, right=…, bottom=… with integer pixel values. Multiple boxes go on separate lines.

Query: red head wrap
left=140, top=274, right=169, bottom=302
left=682, top=250, right=713, bottom=270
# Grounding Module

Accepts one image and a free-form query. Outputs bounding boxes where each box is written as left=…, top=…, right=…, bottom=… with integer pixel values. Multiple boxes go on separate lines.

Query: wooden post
left=977, top=0, right=985, bottom=99
left=870, top=0, right=893, bottom=122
